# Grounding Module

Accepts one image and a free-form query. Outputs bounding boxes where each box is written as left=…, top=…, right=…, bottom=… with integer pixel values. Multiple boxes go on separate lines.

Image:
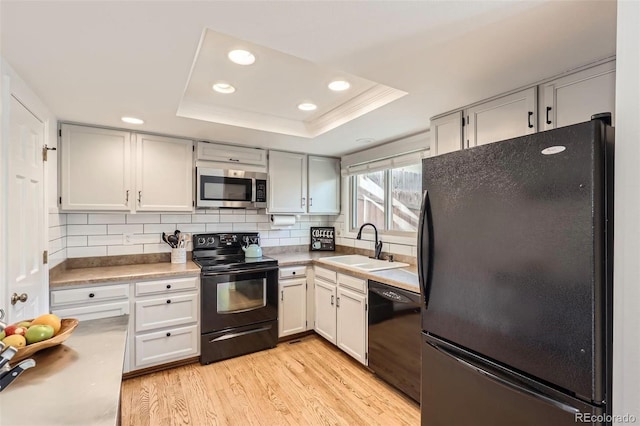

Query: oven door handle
left=202, top=265, right=279, bottom=276
left=209, top=325, right=273, bottom=342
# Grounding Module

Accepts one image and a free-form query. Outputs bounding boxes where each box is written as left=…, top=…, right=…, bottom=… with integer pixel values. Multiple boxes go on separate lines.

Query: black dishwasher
left=368, top=280, right=421, bottom=403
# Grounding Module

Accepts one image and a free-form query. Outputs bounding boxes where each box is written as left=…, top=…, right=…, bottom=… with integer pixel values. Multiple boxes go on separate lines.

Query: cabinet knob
left=11, top=293, right=28, bottom=305
left=166, top=299, right=171, bottom=304
left=166, top=332, right=171, bottom=337
left=89, top=293, right=95, bottom=298
left=166, top=284, right=171, bottom=289
left=292, top=271, right=296, bottom=275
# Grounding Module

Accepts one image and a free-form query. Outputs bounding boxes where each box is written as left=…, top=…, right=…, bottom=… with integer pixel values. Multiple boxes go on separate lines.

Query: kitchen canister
left=171, top=248, right=187, bottom=264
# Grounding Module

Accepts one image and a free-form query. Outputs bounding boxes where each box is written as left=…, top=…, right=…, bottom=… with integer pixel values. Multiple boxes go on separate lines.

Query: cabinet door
left=467, top=87, right=537, bottom=147
left=336, top=286, right=368, bottom=365
left=197, top=141, right=267, bottom=167
left=541, top=61, right=615, bottom=130
left=52, top=301, right=130, bottom=322
left=431, top=111, right=463, bottom=156
left=278, top=277, right=307, bottom=338
left=308, top=156, right=340, bottom=214
left=268, top=151, right=307, bottom=213
left=135, top=292, right=199, bottom=332
left=134, top=324, right=199, bottom=369
left=136, top=134, right=193, bottom=212
left=60, top=124, right=131, bottom=210
left=314, top=278, right=337, bottom=344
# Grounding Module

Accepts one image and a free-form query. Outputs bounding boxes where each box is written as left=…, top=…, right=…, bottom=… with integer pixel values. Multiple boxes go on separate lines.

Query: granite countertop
left=0, top=315, right=129, bottom=426
left=50, top=261, right=200, bottom=288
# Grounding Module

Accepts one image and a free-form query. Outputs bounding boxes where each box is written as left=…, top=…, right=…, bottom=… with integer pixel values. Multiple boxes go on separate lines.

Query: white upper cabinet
left=307, top=156, right=340, bottom=214
left=60, top=124, right=193, bottom=212
left=136, top=134, right=193, bottom=212
left=540, top=61, right=615, bottom=130
left=61, top=124, right=132, bottom=211
left=197, top=141, right=267, bottom=167
left=431, top=111, right=464, bottom=156
left=268, top=151, right=307, bottom=213
left=467, top=87, right=537, bottom=148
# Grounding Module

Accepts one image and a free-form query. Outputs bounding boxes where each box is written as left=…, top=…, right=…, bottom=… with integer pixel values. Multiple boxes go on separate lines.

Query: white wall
left=62, top=211, right=330, bottom=257
left=613, top=1, right=640, bottom=422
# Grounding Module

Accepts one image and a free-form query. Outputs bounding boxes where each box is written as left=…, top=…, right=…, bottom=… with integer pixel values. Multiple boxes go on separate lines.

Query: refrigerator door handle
left=428, top=341, right=582, bottom=416
left=417, top=190, right=431, bottom=299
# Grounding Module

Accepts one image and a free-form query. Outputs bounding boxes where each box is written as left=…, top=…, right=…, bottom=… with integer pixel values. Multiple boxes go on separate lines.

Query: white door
left=542, top=61, right=616, bottom=130
left=467, top=87, right=537, bottom=147
left=136, top=133, right=193, bottom=212
left=268, top=151, right=307, bottom=213
left=308, top=156, right=340, bottom=214
left=336, top=286, right=368, bottom=365
left=431, top=111, right=463, bottom=155
left=314, top=278, right=336, bottom=344
left=7, top=96, right=46, bottom=322
left=278, top=277, right=307, bottom=338
left=60, top=124, right=131, bottom=211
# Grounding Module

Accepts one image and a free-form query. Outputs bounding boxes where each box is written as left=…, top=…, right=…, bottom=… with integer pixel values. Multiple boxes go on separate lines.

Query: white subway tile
left=88, top=213, right=126, bottom=224
left=267, top=230, right=290, bottom=238
left=108, top=224, right=143, bottom=234
left=143, top=243, right=172, bottom=253
left=336, top=237, right=354, bottom=247
left=108, top=245, right=144, bottom=256
left=161, top=214, right=192, bottom=223
left=67, top=224, right=107, bottom=236
left=48, top=250, right=66, bottom=268
left=205, top=223, right=228, bottom=232
left=260, top=238, right=279, bottom=247
left=389, top=243, right=413, bottom=256
left=191, top=214, right=219, bottom=224
left=67, top=214, right=88, bottom=225
left=67, top=236, right=88, bottom=247
left=67, top=246, right=107, bottom=258
left=176, top=223, right=206, bottom=233
left=232, top=223, right=258, bottom=232
left=49, top=237, right=64, bottom=253
left=290, top=229, right=309, bottom=238
left=88, top=235, right=124, bottom=246
left=355, top=239, right=373, bottom=250
left=279, top=237, right=300, bottom=246
left=218, top=210, right=234, bottom=215
left=257, top=223, right=272, bottom=231
left=48, top=213, right=66, bottom=227
left=49, top=225, right=65, bottom=241
left=144, top=223, right=176, bottom=234
left=220, top=215, right=245, bottom=223
left=126, top=213, right=161, bottom=224
left=248, top=214, right=270, bottom=223
left=130, top=233, right=161, bottom=244
left=299, top=236, right=311, bottom=245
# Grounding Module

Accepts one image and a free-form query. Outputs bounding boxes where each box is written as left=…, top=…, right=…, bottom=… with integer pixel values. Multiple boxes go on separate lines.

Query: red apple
left=4, top=325, right=27, bottom=337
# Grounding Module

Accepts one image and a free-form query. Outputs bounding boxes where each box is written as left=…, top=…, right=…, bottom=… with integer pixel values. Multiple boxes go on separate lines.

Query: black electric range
left=193, top=233, right=279, bottom=365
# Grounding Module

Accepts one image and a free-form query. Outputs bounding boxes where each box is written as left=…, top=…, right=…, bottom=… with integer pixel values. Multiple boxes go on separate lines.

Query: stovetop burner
left=192, top=233, right=277, bottom=272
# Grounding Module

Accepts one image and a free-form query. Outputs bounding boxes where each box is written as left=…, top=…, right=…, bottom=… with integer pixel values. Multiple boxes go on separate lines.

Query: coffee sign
left=310, top=227, right=335, bottom=251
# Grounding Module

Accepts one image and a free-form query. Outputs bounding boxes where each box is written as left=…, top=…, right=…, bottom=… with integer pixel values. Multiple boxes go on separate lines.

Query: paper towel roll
left=270, top=215, right=296, bottom=226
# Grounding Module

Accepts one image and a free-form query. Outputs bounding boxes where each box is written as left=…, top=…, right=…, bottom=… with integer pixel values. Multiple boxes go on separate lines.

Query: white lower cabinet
left=278, top=276, right=308, bottom=338
left=314, top=267, right=368, bottom=365
left=51, top=283, right=130, bottom=322
left=134, top=324, right=199, bottom=368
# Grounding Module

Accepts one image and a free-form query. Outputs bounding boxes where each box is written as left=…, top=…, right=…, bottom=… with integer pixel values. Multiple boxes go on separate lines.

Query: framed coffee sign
left=310, top=227, right=335, bottom=251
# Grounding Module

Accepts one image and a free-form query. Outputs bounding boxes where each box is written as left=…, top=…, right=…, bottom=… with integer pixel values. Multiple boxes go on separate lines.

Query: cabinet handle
left=331, top=295, right=334, bottom=306
left=166, top=284, right=171, bottom=289
left=309, top=198, right=313, bottom=207
left=336, top=296, right=340, bottom=308
left=546, top=107, right=552, bottom=125
left=281, top=290, right=284, bottom=301
left=302, top=197, right=306, bottom=207
left=527, top=111, right=534, bottom=129
left=89, top=293, right=95, bottom=298
left=229, top=158, right=240, bottom=162
left=166, top=299, right=171, bottom=304
left=125, top=190, right=129, bottom=203
left=166, top=332, right=171, bottom=337
left=138, top=191, right=142, bottom=204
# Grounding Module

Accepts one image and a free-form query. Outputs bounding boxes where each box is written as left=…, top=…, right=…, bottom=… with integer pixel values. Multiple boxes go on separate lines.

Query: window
left=351, top=163, right=422, bottom=233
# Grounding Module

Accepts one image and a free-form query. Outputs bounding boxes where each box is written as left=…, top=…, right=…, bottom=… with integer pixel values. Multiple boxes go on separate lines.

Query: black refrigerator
left=418, top=116, right=614, bottom=426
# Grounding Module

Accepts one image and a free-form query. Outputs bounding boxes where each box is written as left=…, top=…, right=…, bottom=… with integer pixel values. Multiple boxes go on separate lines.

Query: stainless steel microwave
left=196, top=167, right=267, bottom=208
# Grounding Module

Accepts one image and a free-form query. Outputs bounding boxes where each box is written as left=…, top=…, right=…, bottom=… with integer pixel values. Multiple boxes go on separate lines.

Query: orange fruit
left=30, top=313, right=62, bottom=335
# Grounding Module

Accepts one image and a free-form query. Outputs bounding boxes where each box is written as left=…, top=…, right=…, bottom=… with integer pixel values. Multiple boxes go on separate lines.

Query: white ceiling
left=0, top=1, right=616, bottom=156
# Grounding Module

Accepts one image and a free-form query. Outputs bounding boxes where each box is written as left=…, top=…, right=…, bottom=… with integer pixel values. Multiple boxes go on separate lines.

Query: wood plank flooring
left=121, top=335, right=420, bottom=426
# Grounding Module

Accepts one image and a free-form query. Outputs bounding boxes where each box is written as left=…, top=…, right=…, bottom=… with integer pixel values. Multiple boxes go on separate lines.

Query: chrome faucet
left=356, top=222, right=383, bottom=260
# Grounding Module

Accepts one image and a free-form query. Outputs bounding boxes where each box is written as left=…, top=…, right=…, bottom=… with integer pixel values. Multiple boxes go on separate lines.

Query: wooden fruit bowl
left=10, top=318, right=79, bottom=363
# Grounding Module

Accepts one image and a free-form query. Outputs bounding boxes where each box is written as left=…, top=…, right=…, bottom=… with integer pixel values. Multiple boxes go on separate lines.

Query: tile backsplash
left=48, top=212, right=67, bottom=268
left=57, top=210, right=333, bottom=259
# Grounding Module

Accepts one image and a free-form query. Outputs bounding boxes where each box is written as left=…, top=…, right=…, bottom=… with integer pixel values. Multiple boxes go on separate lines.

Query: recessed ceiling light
left=121, top=116, right=144, bottom=125
left=228, top=49, right=255, bottom=65
left=212, top=82, right=236, bottom=94
left=328, top=80, right=351, bottom=91
left=298, top=103, right=317, bottom=111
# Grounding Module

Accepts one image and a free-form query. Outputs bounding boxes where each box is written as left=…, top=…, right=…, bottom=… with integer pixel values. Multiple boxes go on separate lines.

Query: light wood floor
left=121, top=335, right=420, bottom=426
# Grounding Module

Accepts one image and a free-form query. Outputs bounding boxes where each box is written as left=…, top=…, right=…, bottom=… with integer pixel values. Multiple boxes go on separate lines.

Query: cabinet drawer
left=279, top=266, right=306, bottom=279
left=51, top=283, right=129, bottom=306
left=135, top=276, right=199, bottom=296
left=315, top=266, right=337, bottom=283
left=338, top=273, right=366, bottom=293
left=134, top=324, right=199, bottom=369
left=135, top=293, right=199, bottom=332
left=52, top=301, right=129, bottom=322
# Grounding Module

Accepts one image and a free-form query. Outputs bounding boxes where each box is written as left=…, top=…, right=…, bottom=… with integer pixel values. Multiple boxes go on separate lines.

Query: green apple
left=25, top=324, right=54, bottom=344
left=0, top=330, right=5, bottom=340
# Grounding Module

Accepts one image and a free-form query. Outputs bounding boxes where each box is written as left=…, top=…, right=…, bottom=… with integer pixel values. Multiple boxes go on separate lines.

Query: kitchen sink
left=319, top=255, right=409, bottom=272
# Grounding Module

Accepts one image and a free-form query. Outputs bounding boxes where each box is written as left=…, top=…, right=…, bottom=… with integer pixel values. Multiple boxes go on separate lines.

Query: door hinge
left=42, top=144, right=57, bottom=162
left=59, top=196, right=62, bottom=205
left=365, top=352, right=368, bottom=360
left=43, top=250, right=48, bottom=264
left=365, top=303, right=368, bottom=311
left=306, top=320, right=308, bottom=328
left=192, top=200, right=195, bottom=207
left=192, top=145, right=195, bottom=152
left=461, top=116, right=465, bottom=127
left=58, top=128, right=62, bottom=137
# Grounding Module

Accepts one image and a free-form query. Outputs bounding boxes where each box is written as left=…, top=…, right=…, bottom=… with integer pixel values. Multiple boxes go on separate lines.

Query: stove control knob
left=197, top=237, right=206, bottom=245
left=207, top=237, right=215, bottom=245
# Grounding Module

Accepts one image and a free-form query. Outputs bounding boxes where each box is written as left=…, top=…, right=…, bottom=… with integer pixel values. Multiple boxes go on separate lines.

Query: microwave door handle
left=251, top=179, right=257, bottom=203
